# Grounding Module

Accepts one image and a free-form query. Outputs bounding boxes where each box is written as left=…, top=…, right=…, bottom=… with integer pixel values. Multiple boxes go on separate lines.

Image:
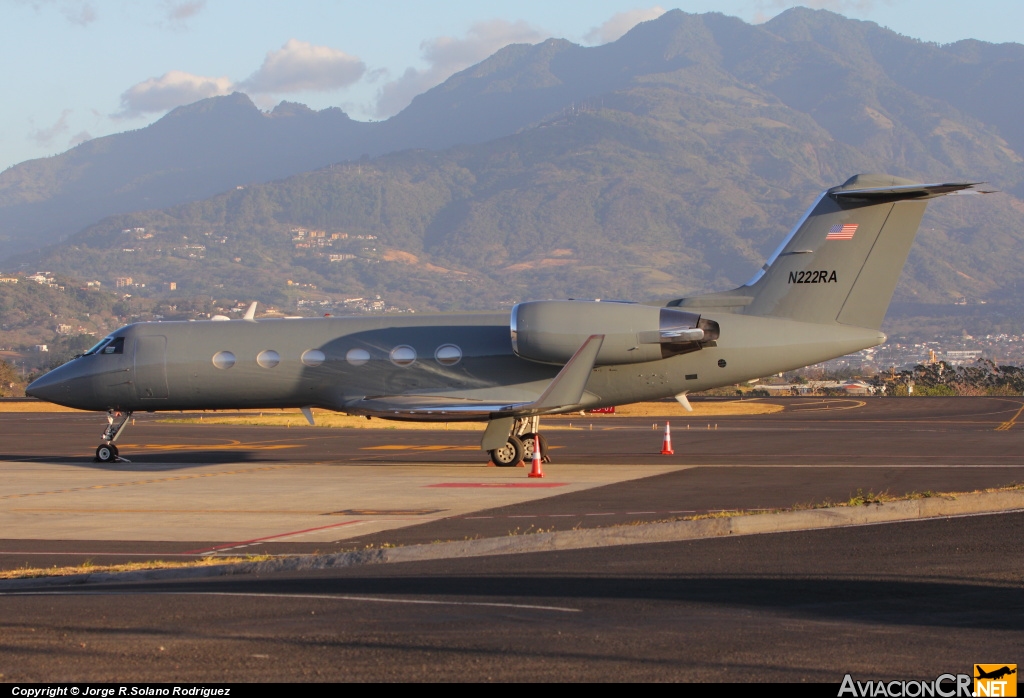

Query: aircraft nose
left=26, top=367, right=70, bottom=403
left=26, top=361, right=93, bottom=408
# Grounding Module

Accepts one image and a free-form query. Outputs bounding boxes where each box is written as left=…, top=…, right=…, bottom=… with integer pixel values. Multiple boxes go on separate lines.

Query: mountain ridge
left=3, top=8, right=1023, bottom=323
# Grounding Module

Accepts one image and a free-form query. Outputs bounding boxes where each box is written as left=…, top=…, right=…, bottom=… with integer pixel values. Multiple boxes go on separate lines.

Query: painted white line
left=0, top=590, right=580, bottom=613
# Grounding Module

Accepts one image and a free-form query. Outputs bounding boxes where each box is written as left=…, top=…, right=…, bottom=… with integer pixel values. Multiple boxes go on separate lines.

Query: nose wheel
left=94, top=410, right=132, bottom=463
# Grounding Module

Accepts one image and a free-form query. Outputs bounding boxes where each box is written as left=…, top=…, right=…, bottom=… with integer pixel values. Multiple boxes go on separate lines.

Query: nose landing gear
left=95, top=410, right=133, bottom=463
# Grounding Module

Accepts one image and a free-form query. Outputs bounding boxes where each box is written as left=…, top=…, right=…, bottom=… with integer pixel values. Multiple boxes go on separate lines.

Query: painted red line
left=426, top=483, right=568, bottom=488
left=0, top=551, right=207, bottom=557
left=181, top=520, right=365, bottom=555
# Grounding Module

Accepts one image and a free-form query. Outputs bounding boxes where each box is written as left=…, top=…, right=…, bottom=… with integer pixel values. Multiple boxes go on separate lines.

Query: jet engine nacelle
left=510, top=300, right=719, bottom=366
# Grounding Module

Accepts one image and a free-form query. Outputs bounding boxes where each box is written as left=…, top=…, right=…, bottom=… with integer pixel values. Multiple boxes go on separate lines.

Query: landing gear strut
left=95, top=410, right=132, bottom=463
left=487, top=416, right=551, bottom=467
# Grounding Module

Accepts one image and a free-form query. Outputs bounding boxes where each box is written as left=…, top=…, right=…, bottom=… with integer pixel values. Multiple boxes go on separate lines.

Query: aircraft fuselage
left=27, top=310, right=884, bottom=417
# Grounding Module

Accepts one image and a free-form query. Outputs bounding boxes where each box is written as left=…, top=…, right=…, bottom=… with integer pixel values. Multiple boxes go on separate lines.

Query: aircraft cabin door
left=134, top=335, right=169, bottom=400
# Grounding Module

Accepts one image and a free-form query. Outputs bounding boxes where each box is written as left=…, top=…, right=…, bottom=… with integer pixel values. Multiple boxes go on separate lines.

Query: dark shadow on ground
left=62, top=574, right=1024, bottom=631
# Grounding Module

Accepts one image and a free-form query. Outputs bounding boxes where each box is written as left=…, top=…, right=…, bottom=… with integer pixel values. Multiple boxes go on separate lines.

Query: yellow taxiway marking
left=0, top=464, right=298, bottom=501
left=360, top=444, right=563, bottom=451
left=117, top=440, right=300, bottom=451
left=995, top=402, right=1024, bottom=431
left=787, top=399, right=866, bottom=412
left=8, top=508, right=349, bottom=514
left=361, top=445, right=480, bottom=451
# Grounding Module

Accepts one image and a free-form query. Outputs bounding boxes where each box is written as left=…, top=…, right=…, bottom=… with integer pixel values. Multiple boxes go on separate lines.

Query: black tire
left=95, top=444, right=117, bottom=463
left=489, top=434, right=524, bottom=467
left=520, top=433, right=550, bottom=463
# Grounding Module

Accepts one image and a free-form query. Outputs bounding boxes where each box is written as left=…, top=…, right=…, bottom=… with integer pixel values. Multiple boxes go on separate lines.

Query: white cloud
left=239, top=39, right=366, bottom=94
left=117, top=70, right=234, bottom=117
left=164, top=0, right=206, bottom=22
left=16, top=0, right=98, bottom=26
left=63, top=2, right=96, bottom=26
left=374, top=19, right=547, bottom=118
left=584, top=6, right=666, bottom=45
left=69, top=130, right=92, bottom=147
left=30, top=109, right=72, bottom=145
left=114, top=39, right=366, bottom=118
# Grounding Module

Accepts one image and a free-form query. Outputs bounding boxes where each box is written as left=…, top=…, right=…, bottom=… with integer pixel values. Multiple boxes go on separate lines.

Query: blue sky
left=2, top=1, right=1022, bottom=172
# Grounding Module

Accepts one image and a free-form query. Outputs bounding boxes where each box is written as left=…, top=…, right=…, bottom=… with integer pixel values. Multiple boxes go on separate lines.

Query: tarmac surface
left=2, top=396, right=1023, bottom=567
left=1, top=396, right=1022, bottom=681
left=1, top=511, right=1022, bottom=681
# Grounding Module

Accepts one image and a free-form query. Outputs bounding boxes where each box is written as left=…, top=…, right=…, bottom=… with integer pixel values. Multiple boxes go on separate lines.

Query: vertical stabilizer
left=737, top=174, right=984, bottom=330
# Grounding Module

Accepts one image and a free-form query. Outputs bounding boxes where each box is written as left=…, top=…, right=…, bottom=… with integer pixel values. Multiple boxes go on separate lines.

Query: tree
left=0, top=360, right=24, bottom=397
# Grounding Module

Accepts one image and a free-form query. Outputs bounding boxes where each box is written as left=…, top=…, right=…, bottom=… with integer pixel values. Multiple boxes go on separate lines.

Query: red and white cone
left=660, top=421, right=674, bottom=455
left=528, top=434, right=545, bottom=478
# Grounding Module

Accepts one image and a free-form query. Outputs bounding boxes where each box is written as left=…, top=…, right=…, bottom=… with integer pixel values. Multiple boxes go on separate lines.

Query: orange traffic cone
left=528, top=434, right=545, bottom=478
left=661, top=421, right=674, bottom=455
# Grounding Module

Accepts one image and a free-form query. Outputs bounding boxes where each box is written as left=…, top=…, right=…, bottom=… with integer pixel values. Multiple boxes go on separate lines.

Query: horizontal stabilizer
left=832, top=180, right=991, bottom=202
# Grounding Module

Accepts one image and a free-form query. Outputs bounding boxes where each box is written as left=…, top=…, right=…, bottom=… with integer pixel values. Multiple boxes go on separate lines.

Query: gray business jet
left=26, top=174, right=987, bottom=464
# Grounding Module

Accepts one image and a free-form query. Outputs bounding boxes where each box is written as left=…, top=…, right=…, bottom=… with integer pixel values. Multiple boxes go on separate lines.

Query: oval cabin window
left=212, top=351, right=235, bottom=369
left=434, top=344, right=462, bottom=366
left=301, top=349, right=326, bottom=367
left=257, top=350, right=281, bottom=369
left=390, top=345, right=417, bottom=367
left=346, top=348, right=371, bottom=366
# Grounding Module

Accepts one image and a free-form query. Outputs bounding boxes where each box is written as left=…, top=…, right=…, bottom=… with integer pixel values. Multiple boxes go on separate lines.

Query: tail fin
left=733, top=174, right=986, bottom=329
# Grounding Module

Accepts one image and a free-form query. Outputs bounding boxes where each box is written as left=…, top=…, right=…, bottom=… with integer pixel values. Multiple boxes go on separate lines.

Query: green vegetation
left=0, top=360, right=25, bottom=396
left=882, top=360, right=1024, bottom=396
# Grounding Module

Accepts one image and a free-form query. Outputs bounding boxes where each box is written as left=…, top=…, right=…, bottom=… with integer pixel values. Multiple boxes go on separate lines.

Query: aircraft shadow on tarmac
left=0, top=451, right=274, bottom=470
left=112, top=575, right=1022, bottom=632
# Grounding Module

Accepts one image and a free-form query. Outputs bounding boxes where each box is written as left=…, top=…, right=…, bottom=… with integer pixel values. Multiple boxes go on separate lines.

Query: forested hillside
left=6, top=8, right=1024, bottom=325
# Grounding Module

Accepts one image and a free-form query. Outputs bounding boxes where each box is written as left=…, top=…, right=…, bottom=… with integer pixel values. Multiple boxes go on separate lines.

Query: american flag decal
left=826, top=223, right=858, bottom=240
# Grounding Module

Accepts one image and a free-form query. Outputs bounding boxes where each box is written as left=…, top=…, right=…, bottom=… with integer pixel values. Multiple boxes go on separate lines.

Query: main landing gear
left=488, top=416, right=551, bottom=467
left=95, top=410, right=132, bottom=463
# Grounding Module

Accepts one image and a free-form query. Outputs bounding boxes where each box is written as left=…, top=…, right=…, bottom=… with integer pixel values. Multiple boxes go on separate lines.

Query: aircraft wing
left=340, top=335, right=605, bottom=421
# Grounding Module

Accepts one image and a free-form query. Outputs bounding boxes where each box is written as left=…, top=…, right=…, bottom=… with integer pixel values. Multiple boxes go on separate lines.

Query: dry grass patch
left=164, top=411, right=487, bottom=430
left=3, top=399, right=782, bottom=422
left=164, top=400, right=783, bottom=429
left=612, top=400, right=783, bottom=417
left=1, top=555, right=274, bottom=580
left=0, top=401, right=86, bottom=413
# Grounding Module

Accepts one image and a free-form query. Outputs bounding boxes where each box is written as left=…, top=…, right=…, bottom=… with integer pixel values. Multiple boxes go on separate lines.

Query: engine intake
left=511, top=300, right=719, bottom=365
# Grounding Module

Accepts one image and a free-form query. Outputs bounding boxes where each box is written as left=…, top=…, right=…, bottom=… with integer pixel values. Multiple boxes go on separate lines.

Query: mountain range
left=3, top=7, right=1023, bottom=324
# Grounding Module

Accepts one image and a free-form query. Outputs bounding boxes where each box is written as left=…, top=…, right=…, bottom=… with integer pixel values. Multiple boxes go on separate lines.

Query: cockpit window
left=84, top=337, right=113, bottom=356
left=101, top=337, right=125, bottom=354
left=84, top=336, right=125, bottom=356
